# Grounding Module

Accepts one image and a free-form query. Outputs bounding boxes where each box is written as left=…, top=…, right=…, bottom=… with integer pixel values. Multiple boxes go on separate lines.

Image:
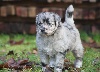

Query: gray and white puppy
left=36, top=5, right=84, bottom=72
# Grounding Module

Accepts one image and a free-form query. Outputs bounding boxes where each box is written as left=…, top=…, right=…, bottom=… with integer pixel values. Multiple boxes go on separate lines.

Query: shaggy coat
left=36, top=5, right=84, bottom=72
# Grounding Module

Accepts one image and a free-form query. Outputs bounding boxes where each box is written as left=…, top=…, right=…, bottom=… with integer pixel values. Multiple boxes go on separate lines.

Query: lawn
left=0, top=32, right=100, bottom=72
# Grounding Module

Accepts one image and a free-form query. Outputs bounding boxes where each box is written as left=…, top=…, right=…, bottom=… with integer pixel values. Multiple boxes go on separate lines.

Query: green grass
left=0, top=33, right=100, bottom=72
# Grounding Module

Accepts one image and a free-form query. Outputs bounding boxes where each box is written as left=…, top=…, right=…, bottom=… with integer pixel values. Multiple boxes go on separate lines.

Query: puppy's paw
left=75, top=64, right=82, bottom=68
left=55, top=68, right=62, bottom=72
left=74, top=60, right=82, bottom=68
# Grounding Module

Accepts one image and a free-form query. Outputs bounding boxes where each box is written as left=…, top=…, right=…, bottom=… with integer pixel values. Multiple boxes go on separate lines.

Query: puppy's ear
left=35, top=12, right=43, bottom=25
left=53, top=14, right=61, bottom=27
left=35, top=14, right=39, bottom=25
left=35, top=15, right=39, bottom=31
left=54, top=14, right=61, bottom=22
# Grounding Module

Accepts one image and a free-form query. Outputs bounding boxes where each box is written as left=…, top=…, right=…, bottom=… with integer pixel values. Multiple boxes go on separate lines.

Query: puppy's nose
left=41, top=28, right=45, bottom=32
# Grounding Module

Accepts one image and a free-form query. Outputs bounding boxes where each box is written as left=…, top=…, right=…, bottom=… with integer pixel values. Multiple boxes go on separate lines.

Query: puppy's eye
left=38, top=23, right=42, bottom=26
left=51, top=23, right=55, bottom=25
left=48, top=23, right=51, bottom=25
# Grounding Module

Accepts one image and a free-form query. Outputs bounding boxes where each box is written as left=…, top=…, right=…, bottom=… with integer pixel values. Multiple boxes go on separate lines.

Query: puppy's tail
left=65, top=5, right=75, bottom=27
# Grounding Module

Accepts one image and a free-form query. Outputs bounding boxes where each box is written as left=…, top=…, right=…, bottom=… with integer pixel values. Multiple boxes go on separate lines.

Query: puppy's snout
left=41, top=28, right=45, bottom=32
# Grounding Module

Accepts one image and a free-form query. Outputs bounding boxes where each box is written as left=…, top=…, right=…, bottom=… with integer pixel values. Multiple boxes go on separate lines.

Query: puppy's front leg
left=49, top=56, right=56, bottom=68
left=39, top=51, right=49, bottom=72
left=55, top=52, right=65, bottom=72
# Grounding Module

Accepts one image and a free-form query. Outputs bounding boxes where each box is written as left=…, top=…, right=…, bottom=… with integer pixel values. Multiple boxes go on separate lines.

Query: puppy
left=36, top=5, right=84, bottom=72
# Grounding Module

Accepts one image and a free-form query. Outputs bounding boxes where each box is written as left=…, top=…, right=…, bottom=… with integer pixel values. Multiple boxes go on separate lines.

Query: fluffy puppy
left=36, top=5, right=84, bottom=72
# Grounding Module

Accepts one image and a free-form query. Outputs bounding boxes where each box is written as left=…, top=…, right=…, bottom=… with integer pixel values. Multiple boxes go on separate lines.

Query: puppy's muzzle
left=41, top=28, right=47, bottom=34
left=41, top=29, right=45, bottom=33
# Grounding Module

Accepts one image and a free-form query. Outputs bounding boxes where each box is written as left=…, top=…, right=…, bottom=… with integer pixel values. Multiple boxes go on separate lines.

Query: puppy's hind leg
left=72, top=44, right=84, bottom=68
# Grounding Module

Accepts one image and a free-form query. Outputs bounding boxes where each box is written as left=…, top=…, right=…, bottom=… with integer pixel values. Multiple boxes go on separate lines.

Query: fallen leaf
left=32, top=49, right=38, bottom=54
left=8, top=38, right=24, bottom=45
left=17, top=59, right=28, bottom=65
left=0, top=58, right=33, bottom=70
left=64, top=58, right=70, bottom=62
left=82, top=40, right=100, bottom=49
left=0, top=56, right=6, bottom=61
left=7, top=50, right=14, bottom=55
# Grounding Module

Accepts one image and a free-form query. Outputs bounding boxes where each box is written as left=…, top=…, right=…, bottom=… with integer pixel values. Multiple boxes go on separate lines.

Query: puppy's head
left=36, top=12, right=61, bottom=36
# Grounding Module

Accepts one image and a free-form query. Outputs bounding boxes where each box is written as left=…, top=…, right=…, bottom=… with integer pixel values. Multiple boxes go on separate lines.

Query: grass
left=0, top=33, right=100, bottom=72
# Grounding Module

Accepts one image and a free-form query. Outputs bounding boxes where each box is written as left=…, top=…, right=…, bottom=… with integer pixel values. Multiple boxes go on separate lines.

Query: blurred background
left=0, top=0, right=100, bottom=34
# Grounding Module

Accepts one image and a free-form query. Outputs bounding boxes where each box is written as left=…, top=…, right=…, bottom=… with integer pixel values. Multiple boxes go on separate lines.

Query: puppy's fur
left=36, top=5, right=84, bottom=72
